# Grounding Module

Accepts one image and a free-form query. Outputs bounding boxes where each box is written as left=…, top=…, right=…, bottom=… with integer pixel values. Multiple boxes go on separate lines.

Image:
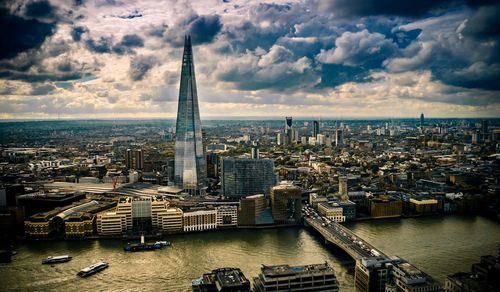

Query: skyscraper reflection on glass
left=174, top=35, right=206, bottom=195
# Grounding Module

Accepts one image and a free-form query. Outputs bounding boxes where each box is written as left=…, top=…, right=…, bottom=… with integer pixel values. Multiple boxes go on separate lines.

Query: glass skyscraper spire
left=174, top=35, right=206, bottom=195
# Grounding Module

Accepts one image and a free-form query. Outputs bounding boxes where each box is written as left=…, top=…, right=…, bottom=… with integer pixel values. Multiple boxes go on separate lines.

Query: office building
left=313, top=120, right=319, bottom=138
left=420, top=113, right=425, bottom=127
left=17, top=191, right=86, bottom=217
left=391, top=261, right=442, bottom=292
left=215, top=205, right=238, bottom=227
left=125, top=149, right=144, bottom=170
left=270, top=183, right=302, bottom=224
left=183, top=207, right=217, bottom=232
left=174, top=35, right=207, bottom=195
left=318, top=202, right=345, bottom=222
left=355, top=257, right=393, bottom=292
left=238, top=194, right=274, bottom=226
left=445, top=251, right=500, bottom=292
left=253, top=262, right=339, bottom=292
left=335, top=128, right=344, bottom=147
left=409, top=198, right=438, bottom=215
left=205, top=151, right=220, bottom=179
left=151, top=197, right=183, bottom=233
left=192, top=268, right=251, bottom=292
left=367, top=197, right=403, bottom=218
left=309, top=193, right=328, bottom=208
left=221, top=158, right=275, bottom=198
left=96, top=196, right=183, bottom=235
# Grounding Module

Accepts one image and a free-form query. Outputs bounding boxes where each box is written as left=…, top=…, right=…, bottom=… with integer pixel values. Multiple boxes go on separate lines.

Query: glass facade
left=221, top=158, right=275, bottom=198
left=174, top=35, right=207, bottom=194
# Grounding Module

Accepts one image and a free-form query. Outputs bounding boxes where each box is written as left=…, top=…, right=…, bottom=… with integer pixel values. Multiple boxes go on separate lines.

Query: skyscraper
left=125, top=149, right=144, bottom=170
left=420, top=113, right=425, bottom=127
left=313, top=120, right=319, bottom=138
left=174, top=36, right=206, bottom=195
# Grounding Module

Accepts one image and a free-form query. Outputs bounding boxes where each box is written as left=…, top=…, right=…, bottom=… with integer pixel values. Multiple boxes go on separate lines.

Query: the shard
left=174, top=35, right=206, bottom=195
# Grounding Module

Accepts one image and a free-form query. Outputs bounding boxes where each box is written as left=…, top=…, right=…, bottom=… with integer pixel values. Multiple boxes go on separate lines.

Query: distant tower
left=335, top=128, right=344, bottom=147
left=481, top=120, right=489, bottom=141
left=284, top=117, right=293, bottom=145
left=251, top=141, right=260, bottom=159
left=174, top=35, right=206, bottom=195
left=339, top=176, right=348, bottom=197
left=420, top=113, right=425, bottom=127
left=313, top=120, right=319, bottom=138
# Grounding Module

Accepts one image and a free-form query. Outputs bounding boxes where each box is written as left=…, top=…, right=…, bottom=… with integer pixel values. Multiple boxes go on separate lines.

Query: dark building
left=420, top=113, right=425, bottom=127
left=192, top=267, right=251, bottom=292
left=238, top=194, right=274, bottom=226
left=205, top=152, right=220, bottom=179
left=17, top=191, right=86, bottom=217
left=174, top=35, right=207, bottom=195
left=253, top=262, right=339, bottom=292
left=125, top=149, right=144, bottom=170
left=221, top=158, right=275, bottom=198
left=270, top=183, right=302, bottom=225
left=313, top=120, right=319, bottom=138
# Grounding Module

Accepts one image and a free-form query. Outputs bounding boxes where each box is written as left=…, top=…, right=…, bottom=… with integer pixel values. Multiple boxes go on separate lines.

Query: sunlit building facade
left=174, top=35, right=207, bottom=195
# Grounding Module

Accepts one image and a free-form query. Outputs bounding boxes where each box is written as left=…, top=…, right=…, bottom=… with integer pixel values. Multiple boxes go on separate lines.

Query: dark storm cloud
left=0, top=8, right=55, bottom=60
left=112, top=34, right=144, bottom=54
left=165, top=14, right=222, bottom=46
left=462, top=5, right=500, bottom=40
left=24, top=0, right=55, bottom=18
left=85, top=36, right=112, bottom=53
left=0, top=70, right=85, bottom=82
left=317, top=64, right=371, bottom=88
left=314, top=0, right=450, bottom=17
left=129, top=55, right=158, bottom=81
left=85, top=34, right=144, bottom=55
left=30, top=83, right=56, bottom=95
left=71, top=26, right=88, bottom=42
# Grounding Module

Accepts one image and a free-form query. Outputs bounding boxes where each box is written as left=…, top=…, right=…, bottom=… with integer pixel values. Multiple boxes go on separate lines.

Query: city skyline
left=0, top=0, right=499, bottom=120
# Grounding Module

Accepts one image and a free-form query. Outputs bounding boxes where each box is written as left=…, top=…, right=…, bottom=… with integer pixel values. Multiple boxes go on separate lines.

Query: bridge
left=304, top=215, right=386, bottom=261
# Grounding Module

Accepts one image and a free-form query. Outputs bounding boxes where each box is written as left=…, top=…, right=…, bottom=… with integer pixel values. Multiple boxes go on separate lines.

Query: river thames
left=2, top=215, right=500, bottom=291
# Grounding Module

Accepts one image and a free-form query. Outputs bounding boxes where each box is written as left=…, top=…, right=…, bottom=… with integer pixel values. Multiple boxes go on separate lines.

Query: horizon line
left=0, top=116, right=498, bottom=122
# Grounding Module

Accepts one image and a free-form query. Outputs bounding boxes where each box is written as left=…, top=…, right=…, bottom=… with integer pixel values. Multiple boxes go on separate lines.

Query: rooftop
left=260, top=262, right=334, bottom=277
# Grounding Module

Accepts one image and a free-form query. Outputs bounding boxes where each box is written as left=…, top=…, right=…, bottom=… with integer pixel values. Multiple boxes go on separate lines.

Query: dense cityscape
left=1, top=0, right=500, bottom=291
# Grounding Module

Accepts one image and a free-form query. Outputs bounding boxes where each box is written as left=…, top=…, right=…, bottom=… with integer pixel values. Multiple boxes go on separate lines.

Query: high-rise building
left=125, top=149, right=144, bottom=170
left=221, top=158, right=275, bottom=198
left=335, top=128, right=344, bottom=147
left=174, top=35, right=206, bottom=195
left=270, top=182, right=302, bottom=224
left=251, top=141, right=260, bottom=159
left=284, top=116, right=294, bottom=145
left=285, top=116, right=293, bottom=129
left=420, top=113, right=425, bottom=127
left=313, top=120, right=319, bottom=138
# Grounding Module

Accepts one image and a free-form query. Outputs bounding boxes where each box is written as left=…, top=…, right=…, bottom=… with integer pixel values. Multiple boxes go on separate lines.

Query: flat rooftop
left=261, top=262, right=334, bottom=277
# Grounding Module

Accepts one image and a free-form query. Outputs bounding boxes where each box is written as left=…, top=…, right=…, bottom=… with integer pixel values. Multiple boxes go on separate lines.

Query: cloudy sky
left=0, top=0, right=499, bottom=119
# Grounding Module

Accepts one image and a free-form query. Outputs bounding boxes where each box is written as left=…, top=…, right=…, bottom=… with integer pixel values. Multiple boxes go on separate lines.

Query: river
left=2, top=215, right=499, bottom=291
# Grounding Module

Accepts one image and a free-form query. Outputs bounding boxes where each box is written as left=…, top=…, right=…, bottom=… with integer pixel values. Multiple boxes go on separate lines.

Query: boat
left=42, top=255, right=72, bottom=264
left=77, top=261, right=109, bottom=277
left=123, top=235, right=171, bottom=252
